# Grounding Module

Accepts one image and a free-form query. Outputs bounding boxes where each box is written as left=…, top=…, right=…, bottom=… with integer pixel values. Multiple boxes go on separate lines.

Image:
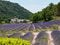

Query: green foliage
left=0, top=1, right=32, bottom=24
left=30, top=8, right=53, bottom=23
left=0, top=37, right=31, bottom=45
left=57, top=2, right=60, bottom=16
left=30, top=2, right=60, bottom=23
left=30, top=12, right=43, bottom=23
left=42, top=7, right=53, bottom=21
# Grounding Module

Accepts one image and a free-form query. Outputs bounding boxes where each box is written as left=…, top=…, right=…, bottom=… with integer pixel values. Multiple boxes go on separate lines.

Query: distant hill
left=0, top=1, right=32, bottom=23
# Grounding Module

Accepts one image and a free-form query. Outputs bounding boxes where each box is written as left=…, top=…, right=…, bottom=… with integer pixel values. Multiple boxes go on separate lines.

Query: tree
left=57, top=2, right=60, bottom=16
left=30, top=12, right=44, bottom=23
left=30, top=3, right=54, bottom=23
left=42, top=8, right=53, bottom=21
left=49, top=3, right=54, bottom=10
left=30, top=14, right=38, bottom=23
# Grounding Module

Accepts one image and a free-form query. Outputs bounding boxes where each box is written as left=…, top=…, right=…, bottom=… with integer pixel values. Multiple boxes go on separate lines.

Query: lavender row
left=0, top=20, right=60, bottom=31
left=51, top=30, right=60, bottom=45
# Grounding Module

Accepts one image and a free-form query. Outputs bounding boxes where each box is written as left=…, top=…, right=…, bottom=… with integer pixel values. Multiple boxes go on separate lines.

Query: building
left=10, top=18, right=32, bottom=23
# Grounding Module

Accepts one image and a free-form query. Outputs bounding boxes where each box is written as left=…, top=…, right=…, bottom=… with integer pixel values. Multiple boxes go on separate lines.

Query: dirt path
left=32, top=32, right=39, bottom=45
left=46, top=31, right=54, bottom=45
left=31, top=31, right=54, bottom=45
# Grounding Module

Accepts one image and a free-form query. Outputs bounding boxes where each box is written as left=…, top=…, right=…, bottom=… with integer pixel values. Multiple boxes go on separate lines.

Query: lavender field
left=0, top=20, right=60, bottom=45
left=0, top=20, right=60, bottom=33
left=0, top=0, right=60, bottom=45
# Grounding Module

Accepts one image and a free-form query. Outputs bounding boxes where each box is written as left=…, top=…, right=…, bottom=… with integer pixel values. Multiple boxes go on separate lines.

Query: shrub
left=0, top=37, right=31, bottom=45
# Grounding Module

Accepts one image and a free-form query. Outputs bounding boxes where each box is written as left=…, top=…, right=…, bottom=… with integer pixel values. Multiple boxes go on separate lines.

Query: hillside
left=30, top=2, right=60, bottom=23
left=0, top=1, right=32, bottom=23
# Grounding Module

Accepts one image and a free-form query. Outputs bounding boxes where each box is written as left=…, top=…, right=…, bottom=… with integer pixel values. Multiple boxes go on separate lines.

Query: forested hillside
left=0, top=1, right=32, bottom=23
left=30, top=2, right=60, bottom=23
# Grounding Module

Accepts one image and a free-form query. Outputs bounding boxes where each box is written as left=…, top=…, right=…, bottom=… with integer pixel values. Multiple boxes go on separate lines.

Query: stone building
left=10, top=18, right=32, bottom=23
